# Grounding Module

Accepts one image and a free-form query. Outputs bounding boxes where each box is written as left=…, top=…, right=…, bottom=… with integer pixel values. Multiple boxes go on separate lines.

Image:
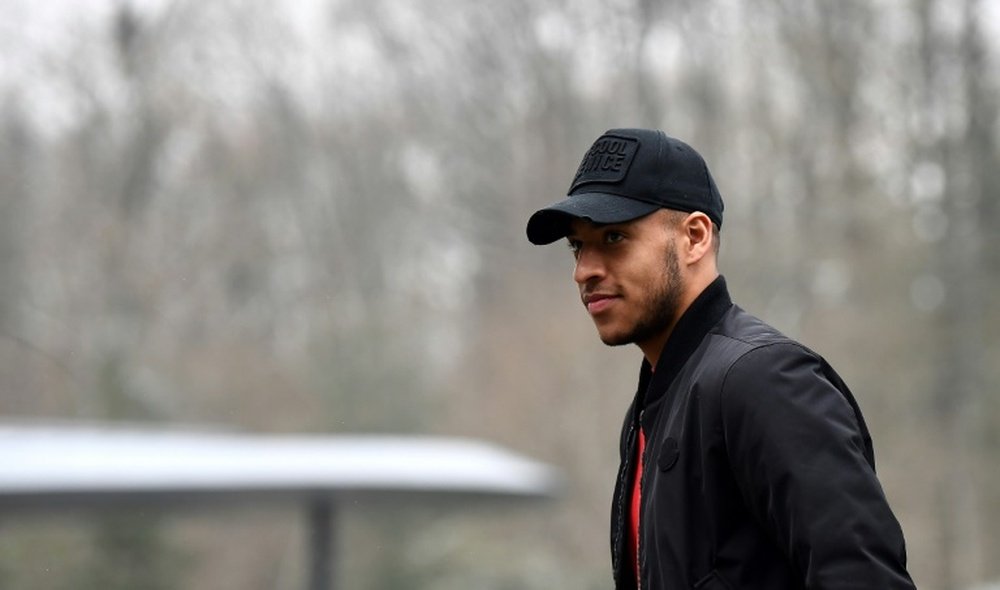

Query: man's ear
left=681, top=212, right=714, bottom=264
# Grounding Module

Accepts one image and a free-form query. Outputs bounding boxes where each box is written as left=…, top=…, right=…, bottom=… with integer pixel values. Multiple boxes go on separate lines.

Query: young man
left=526, top=129, right=915, bottom=589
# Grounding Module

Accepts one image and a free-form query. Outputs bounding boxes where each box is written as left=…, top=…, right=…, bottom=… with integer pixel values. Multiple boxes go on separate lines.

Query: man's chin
left=596, top=329, right=635, bottom=347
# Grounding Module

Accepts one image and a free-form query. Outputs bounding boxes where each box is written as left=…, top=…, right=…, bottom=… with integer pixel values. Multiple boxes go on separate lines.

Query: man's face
left=567, top=210, right=684, bottom=349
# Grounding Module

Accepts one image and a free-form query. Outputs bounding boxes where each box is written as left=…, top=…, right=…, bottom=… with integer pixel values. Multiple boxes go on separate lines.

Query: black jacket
left=611, top=276, right=915, bottom=590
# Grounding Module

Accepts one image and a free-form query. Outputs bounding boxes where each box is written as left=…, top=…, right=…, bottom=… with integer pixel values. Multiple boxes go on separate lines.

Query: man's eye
left=605, top=232, right=624, bottom=244
left=567, top=240, right=582, bottom=254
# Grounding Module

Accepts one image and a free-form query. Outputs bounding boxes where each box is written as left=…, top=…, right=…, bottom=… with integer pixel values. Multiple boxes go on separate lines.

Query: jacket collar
left=635, top=275, right=733, bottom=414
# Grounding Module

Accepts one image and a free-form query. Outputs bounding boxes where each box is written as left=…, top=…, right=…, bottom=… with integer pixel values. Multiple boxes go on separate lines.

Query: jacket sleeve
left=719, top=342, right=915, bottom=590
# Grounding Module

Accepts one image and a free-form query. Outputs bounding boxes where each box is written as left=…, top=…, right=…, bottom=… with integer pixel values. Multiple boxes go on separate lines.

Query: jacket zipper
left=613, top=416, right=637, bottom=586
left=614, top=424, right=635, bottom=586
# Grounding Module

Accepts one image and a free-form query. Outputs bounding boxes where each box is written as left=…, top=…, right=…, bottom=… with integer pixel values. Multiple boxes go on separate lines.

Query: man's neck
left=638, top=324, right=674, bottom=368
left=638, top=270, right=719, bottom=367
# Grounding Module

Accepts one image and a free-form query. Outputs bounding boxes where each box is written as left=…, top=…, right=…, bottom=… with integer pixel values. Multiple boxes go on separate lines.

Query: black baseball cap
left=526, top=128, right=724, bottom=245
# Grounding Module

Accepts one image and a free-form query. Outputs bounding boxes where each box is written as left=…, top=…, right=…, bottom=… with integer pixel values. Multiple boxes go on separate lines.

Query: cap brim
left=525, top=192, right=661, bottom=245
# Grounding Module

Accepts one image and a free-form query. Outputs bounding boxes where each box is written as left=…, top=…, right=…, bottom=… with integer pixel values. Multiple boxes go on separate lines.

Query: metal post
left=307, top=498, right=336, bottom=590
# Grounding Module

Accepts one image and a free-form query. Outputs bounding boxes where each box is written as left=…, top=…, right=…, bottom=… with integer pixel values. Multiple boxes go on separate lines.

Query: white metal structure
left=0, top=423, right=559, bottom=589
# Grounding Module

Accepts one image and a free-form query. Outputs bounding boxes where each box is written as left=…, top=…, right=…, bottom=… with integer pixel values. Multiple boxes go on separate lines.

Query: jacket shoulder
left=701, top=305, right=797, bottom=368
left=700, top=305, right=876, bottom=465
left=692, top=306, right=841, bottom=407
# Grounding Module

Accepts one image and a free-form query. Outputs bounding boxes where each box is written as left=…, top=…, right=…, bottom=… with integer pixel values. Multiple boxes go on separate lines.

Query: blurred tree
left=71, top=512, right=187, bottom=590
left=915, top=0, right=997, bottom=584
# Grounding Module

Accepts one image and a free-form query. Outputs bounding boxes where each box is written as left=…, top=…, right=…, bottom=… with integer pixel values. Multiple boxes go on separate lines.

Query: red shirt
left=628, top=426, right=646, bottom=584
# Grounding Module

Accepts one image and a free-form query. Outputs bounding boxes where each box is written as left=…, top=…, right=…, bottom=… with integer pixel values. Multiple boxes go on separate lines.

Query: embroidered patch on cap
left=569, top=134, right=639, bottom=192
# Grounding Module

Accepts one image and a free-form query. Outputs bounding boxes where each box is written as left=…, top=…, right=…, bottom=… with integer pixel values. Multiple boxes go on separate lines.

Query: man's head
left=526, top=129, right=724, bottom=359
left=526, top=128, right=723, bottom=246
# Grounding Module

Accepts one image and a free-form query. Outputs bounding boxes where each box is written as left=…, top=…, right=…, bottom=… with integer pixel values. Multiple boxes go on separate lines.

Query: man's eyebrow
left=567, top=221, right=626, bottom=239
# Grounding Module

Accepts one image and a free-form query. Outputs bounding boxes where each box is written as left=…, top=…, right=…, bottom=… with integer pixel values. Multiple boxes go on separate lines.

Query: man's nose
left=573, top=248, right=605, bottom=285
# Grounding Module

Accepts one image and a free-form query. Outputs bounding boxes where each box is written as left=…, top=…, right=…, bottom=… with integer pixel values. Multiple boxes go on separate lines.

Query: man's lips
left=583, top=293, right=619, bottom=314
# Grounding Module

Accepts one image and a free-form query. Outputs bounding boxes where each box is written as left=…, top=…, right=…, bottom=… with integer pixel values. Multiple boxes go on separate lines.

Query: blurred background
left=0, top=0, right=998, bottom=588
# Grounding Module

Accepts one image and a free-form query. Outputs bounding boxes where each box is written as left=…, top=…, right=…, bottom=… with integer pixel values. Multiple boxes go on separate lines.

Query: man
left=525, top=129, right=915, bottom=589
